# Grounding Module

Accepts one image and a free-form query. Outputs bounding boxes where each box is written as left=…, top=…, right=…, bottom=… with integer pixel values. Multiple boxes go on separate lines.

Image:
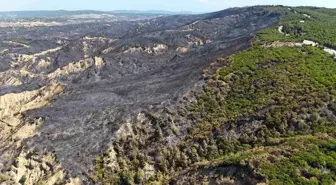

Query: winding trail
left=303, top=40, right=336, bottom=58
left=276, top=9, right=335, bottom=58
left=266, top=40, right=336, bottom=58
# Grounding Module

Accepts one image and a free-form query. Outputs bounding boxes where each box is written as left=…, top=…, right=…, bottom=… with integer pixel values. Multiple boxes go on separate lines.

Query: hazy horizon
left=0, top=0, right=335, bottom=12
left=0, top=9, right=200, bottom=14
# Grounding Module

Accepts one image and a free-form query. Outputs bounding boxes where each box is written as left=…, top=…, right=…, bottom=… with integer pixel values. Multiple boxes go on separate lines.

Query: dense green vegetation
left=198, top=134, right=336, bottom=185
left=260, top=6, right=336, bottom=49
left=260, top=136, right=336, bottom=185
left=93, top=6, right=336, bottom=185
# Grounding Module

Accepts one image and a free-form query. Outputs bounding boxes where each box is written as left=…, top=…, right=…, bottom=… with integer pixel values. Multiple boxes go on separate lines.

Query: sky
left=0, top=0, right=335, bottom=12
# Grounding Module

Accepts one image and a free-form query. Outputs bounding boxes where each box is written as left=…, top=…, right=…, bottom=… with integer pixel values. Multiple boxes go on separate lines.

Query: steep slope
left=1, top=5, right=335, bottom=185
left=90, top=6, right=336, bottom=185
left=0, top=7, right=279, bottom=185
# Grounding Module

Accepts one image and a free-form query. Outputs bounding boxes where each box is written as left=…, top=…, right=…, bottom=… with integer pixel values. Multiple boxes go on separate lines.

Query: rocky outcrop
left=123, top=44, right=168, bottom=55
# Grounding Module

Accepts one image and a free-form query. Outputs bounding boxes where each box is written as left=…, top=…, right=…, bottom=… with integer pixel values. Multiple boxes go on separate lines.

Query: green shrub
left=19, top=175, right=26, bottom=185
left=0, top=174, right=9, bottom=183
